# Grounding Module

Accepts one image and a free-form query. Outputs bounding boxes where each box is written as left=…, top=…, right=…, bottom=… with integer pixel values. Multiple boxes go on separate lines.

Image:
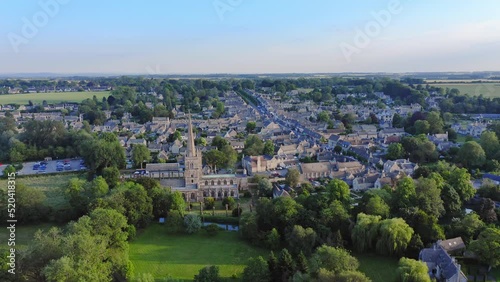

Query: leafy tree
left=222, top=196, right=236, bottom=210
left=326, top=178, right=350, bottom=204
left=458, top=141, right=486, bottom=169
left=335, top=271, right=371, bottom=282
left=397, top=257, right=431, bottom=282
left=277, top=249, right=296, bottom=282
left=2, top=165, right=15, bottom=179
left=244, top=135, right=264, bottom=155
left=102, top=166, right=120, bottom=188
left=426, top=111, right=444, bottom=134
left=414, top=120, right=430, bottom=135
left=285, top=225, right=317, bottom=256
left=204, top=197, right=215, bottom=210
left=393, top=177, right=417, bottom=212
left=317, top=111, right=330, bottom=122
left=447, top=167, right=475, bottom=203
left=16, top=183, right=50, bottom=223
left=242, top=256, right=270, bottom=282
left=193, top=265, right=221, bottom=282
left=169, top=191, right=186, bottom=215
left=184, top=214, right=202, bottom=234
left=166, top=210, right=184, bottom=233
left=480, top=131, right=500, bottom=159
left=365, top=195, right=390, bottom=218
left=376, top=218, right=414, bottom=256
left=80, top=132, right=126, bottom=177
left=265, top=228, right=281, bottom=250
left=478, top=197, right=498, bottom=223
left=285, top=168, right=300, bottom=188
left=447, top=213, right=485, bottom=244
left=387, top=143, right=406, bottom=160
left=310, top=245, right=359, bottom=275
left=296, top=251, right=309, bottom=274
left=404, top=210, right=444, bottom=245
left=246, top=121, right=257, bottom=133
left=415, top=178, right=444, bottom=218
left=268, top=251, right=280, bottom=282
left=351, top=213, right=381, bottom=253
left=469, top=228, right=500, bottom=268
left=132, top=144, right=151, bottom=169
left=240, top=213, right=259, bottom=242
left=441, top=184, right=462, bottom=217
left=258, top=178, right=273, bottom=197
left=263, top=140, right=275, bottom=155
left=18, top=227, right=65, bottom=281
left=211, top=136, right=229, bottom=150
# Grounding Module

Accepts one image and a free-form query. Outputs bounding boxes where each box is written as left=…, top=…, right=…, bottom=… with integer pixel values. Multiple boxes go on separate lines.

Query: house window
left=211, top=180, right=214, bottom=185
left=224, top=180, right=227, bottom=185
left=230, top=180, right=233, bottom=185
left=218, top=180, right=221, bottom=185
left=205, top=181, right=208, bottom=186
left=191, top=180, right=194, bottom=183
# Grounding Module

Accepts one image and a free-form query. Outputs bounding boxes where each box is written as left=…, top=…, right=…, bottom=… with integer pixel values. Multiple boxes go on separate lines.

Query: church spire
left=187, top=114, right=196, bottom=157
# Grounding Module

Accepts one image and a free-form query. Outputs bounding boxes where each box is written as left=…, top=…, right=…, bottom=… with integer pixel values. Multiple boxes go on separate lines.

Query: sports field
left=0, top=91, right=110, bottom=104
left=129, top=223, right=267, bottom=281
left=428, top=83, right=500, bottom=98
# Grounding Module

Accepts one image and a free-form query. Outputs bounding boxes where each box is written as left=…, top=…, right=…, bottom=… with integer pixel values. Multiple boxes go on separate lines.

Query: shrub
left=184, top=214, right=202, bottom=234
left=232, top=207, right=243, bottom=217
left=205, top=223, right=219, bottom=236
left=222, top=197, right=236, bottom=210
left=243, top=191, right=252, bottom=198
left=204, top=197, right=215, bottom=210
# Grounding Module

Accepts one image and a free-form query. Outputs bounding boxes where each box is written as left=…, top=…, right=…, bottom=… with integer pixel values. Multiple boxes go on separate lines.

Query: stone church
left=146, top=116, right=247, bottom=202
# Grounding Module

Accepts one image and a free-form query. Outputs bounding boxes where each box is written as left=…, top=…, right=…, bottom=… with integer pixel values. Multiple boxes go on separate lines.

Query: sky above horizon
left=1, top=0, right=499, bottom=74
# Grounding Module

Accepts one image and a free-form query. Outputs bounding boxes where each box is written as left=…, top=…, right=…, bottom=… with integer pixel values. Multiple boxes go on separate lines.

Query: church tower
left=184, top=115, right=202, bottom=187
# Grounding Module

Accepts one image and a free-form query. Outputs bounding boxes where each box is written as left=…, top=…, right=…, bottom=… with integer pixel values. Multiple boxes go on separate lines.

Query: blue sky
left=1, top=0, right=499, bottom=74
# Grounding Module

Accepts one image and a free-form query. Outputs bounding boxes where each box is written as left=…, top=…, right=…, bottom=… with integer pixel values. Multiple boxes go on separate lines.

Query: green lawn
left=429, top=83, right=500, bottom=98
left=129, top=224, right=267, bottom=281
left=0, top=173, right=81, bottom=210
left=355, top=253, right=399, bottom=282
left=0, top=91, right=110, bottom=104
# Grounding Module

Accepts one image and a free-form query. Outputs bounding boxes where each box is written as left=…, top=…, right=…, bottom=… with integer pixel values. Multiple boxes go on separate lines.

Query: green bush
left=232, top=207, right=243, bottom=217
left=205, top=223, right=219, bottom=236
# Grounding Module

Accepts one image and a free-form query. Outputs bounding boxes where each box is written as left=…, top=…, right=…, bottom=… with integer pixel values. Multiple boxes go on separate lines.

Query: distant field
left=0, top=91, right=110, bottom=104
left=428, top=83, right=500, bottom=98
left=129, top=224, right=267, bottom=281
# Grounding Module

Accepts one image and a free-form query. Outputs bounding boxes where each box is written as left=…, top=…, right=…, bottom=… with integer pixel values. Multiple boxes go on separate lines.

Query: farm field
left=0, top=91, right=110, bottom=104
left=129, top=223, right=267, bottom=281
left=428, top=83, right=500, bottom=98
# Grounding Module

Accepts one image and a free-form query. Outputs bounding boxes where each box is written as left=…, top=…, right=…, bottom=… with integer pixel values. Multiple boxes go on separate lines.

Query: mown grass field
left=0, top=91, right=110, bottom=104
left=428, top=83, right=500, bottom=98
left=355, top=253, right=399, bottom=282
left=0, top=173, right=81, bottom=210
left=129, top=223, right=267, bottom=281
